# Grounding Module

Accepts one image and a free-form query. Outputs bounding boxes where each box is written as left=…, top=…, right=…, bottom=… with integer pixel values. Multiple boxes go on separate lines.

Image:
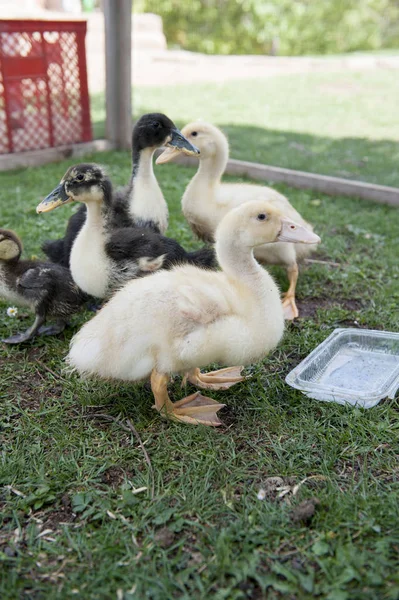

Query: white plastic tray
left=285, top=328, right=399, bottom=408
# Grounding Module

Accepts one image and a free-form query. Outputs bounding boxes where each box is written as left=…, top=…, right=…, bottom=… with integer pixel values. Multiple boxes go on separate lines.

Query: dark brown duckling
left=0, top=229, right=86, bottom=344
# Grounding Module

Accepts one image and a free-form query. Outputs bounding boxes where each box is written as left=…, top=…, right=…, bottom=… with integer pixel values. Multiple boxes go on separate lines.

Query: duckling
left=112, top=112, right=199, bottom=232
left=42, top=114, right=199, bottom=267
left=67, top=201, right=320, bottom=426
left=37, top=164, right=217, bottom=299
left=157, top=121, right=320, bottom=320
left=0, top=229, right=86, bottom=344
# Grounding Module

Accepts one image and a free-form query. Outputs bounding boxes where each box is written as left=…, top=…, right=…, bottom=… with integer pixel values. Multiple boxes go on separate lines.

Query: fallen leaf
left=36, top=529, right=53, bottom=539
left=131, top=486, right=147, bottom=495
left=5, top=486, right=25, bottom=497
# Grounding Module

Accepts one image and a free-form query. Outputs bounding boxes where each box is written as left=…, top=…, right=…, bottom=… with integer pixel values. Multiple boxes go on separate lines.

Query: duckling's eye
left=257, top=213, right=267, bottom=221
left=153, top=121, right=161, bottom=129
left=76, top=173, right=85, bottom=182
left=191, top=131, right=198, bottom=137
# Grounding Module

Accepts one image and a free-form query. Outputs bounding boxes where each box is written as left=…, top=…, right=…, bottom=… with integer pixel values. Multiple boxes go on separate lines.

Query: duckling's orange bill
left=36, top=183, right=72, bottom=214
left=277, top=218, right=321, bottom=244
left=156, top=146, right=182, bottom=164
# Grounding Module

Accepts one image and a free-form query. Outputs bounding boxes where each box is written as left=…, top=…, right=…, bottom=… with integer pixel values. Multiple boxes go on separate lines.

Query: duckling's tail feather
left=186, top=247, right=218, bottom=269
left=42, top=239, right=67, bottom=267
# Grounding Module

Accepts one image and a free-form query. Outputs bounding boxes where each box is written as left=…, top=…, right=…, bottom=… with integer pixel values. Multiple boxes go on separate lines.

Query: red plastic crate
left=0, top=19, right=92, bottom=154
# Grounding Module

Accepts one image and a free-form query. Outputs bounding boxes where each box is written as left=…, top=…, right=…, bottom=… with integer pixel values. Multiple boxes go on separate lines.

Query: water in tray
left=317, top=346, right=399, bottom=393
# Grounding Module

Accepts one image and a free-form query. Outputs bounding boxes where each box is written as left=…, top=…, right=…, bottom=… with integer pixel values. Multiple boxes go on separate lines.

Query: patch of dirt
left=154, top=527, right=175, bottom=549
left=236, top=579, right=267, bottom=599
left=339, top=299, right=363, bottom=311
left=42, top=494, right=75, bottom=529
left=219, top=405, right=237, bottom=429
left=19, top=382, right=62, bottom=411
left=335, top=457, right=399, bottom=487
left=1, top=354, right=64, bottom=411
left=101, top=466, right=131, bottom=488
left=26, top=347, right=46, bottom=361
left=370, top=468, right=399, bottom=484
left=296, top=297, right=334, bottom=319
left=297, top=296, right=362, bottom=319
left=18, top=378, right=63, bottom=411
left=290, top=497, right=320, bottom=524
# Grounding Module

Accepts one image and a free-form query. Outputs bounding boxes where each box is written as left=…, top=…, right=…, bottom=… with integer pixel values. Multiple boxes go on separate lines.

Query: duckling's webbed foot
left=172, top=392, right=225, bottom=426
left=38, top=319, right=67, bottom=337
left=282, top=294, right=299, bottom=320
left=2, top=314, right=45, bottom=344
left=2, top=330, right=37, bottom=344
left=184, top=366, right=246, bottom=390
left=87, top=301, right=103, bottom=312
left=151, top=369, right=225, bottom=426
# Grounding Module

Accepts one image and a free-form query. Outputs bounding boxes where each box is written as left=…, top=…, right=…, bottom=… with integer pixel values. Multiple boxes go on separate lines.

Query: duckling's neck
left=197, top=149, right=227, bottom=183
left=182, top=149, right=228, bottom=227
left=128, top=147, right=168, bottom=233
left=216, top=238, right=278, bottom=301
left=84, top=200, right=104, bottom=229
left=70, top=200, right=109, bottom=298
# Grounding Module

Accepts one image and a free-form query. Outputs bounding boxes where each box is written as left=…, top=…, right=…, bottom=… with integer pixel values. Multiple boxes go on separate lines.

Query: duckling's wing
left=108, top=185, right=133, bottom=228
left=18, top=267, right=54, bottom=289
left=18, top=265, right=85, bottom=306
left=105, top=228, right=164, bottom=261
left=176, top=281, right=232, bottom=325
left=42, top=238, right=65, bottom=265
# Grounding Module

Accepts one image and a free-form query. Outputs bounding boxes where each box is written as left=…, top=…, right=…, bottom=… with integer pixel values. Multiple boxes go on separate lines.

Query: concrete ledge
left=167, top=154, right=399, bottom=206
left=2, top=143, right=398, bottom=207
left=0, top=140, right=115, bottom=172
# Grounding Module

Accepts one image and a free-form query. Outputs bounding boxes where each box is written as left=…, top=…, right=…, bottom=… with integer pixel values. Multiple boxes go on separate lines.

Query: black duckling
left=42, top=113, right=199, bottom=266
left=0, top=229, right=86, bottom=344
left=37, top=164, right=217, bottom=299
left=111, top=112, right=200, bottom=232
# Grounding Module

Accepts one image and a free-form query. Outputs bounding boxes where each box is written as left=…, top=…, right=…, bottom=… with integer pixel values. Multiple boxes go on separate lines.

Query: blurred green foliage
left=134, top=0, right=399, bottom=55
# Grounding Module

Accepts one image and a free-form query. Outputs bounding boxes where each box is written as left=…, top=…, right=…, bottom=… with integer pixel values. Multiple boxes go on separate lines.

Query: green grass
left=0, top=150, right=399, bottom=599
left=92, top=68, right=399, bottom=186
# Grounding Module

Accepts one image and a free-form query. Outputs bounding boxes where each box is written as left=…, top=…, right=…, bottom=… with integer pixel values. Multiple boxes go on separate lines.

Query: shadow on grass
left=90, top=93, right=399, bottom=188
left=222, top=124, right=399, bottom=188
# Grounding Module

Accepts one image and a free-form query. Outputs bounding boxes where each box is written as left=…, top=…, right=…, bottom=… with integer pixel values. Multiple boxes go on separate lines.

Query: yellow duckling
left=67, top=201, right=320, bottom=426
left=157, top=121, right=321, bottom=320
